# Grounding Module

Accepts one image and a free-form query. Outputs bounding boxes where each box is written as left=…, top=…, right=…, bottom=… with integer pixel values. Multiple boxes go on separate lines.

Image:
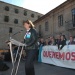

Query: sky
left=1, top=0, right=67, bottom=14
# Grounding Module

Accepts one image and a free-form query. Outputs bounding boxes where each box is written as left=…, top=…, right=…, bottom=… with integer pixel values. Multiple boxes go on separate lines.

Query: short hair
left=70, top=36, right=73, bottom=38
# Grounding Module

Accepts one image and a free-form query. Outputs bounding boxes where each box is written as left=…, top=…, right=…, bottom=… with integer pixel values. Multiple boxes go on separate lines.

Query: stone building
left=34, top=0, right=75, bottom=39
left=0, top=1, right=43, bottom=49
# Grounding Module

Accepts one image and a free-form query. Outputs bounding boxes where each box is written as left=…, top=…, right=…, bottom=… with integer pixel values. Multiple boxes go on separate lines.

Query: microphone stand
left=10, top=30, right=23, bottom=40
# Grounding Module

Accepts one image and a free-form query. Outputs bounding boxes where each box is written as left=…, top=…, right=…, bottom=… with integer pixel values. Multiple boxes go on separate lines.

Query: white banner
left=41, top=45, right=75, bottom=69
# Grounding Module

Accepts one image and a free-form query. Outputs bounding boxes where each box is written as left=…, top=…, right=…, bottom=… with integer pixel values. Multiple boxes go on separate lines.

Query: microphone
left=11, top=30, right=23, bottom=37
left=5, top=30, right=22, bottom=43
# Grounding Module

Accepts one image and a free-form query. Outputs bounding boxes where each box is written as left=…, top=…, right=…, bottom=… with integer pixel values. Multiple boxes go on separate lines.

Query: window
left=39, top=25, right=42, bottom=37
left=45, top=21, right=49, bottom=31
left=72, top=8, right=75, bottom=27
left=58, top=15, right=63, bottom=26
left=15, top=9, right=19, bottom=14
left=38, top=15, right=40, bottom=19
left=14, top=19, right=18, bottom=24
left=5, top=6, right=9, bottom=11
left=4, top=16, right=9, bottom=22
left=31, top=14, right=34, bottom=18
left=24, top=10, right=27, bottom=16
left=9, top=27, right=13, bottom=33
left=39, top=25, right=41, bottom=32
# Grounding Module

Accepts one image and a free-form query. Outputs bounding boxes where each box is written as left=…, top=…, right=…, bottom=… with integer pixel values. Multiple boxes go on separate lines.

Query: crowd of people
left=38, top=35, right=75, bottom=50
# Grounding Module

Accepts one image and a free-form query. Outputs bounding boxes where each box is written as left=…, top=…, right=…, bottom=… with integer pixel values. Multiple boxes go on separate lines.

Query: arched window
left=31, top=14, right=34, bottom=18
left=38, top=15, right=40, bottom=19
left=5, top=6, right=9, bottom=11
left=24, top=10, right=27, bottom=16
left=15, top=9, right=19, bottom=14
left=14, top=19, right=18, bottom=24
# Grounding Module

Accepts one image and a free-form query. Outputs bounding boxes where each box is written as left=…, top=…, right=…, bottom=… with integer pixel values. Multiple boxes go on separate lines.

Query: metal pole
left=15, top=46, right=24, bottom=75
left=9, top=42, right=14, bottom=75
left=14, top=46, right=20, bottom=63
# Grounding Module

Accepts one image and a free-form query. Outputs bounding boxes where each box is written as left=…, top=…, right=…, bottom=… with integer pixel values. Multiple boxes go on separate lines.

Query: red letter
left=48, top=51, right=52, bottom=58
left=66, top=52, right=70, bottom=60
left=59, top=52, right=65, bottom=60
left=43, top=51, right=46, bottom=57
left=71, top=52, right=75, bottom=61
left=55, top=52, right=60, bottom=59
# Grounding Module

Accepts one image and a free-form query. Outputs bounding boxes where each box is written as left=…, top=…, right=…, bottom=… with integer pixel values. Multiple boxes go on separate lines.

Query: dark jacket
left=24, top=28, right=38, bottom=50
left=68, top=41, right=75, bottom=45
left=39, top=41, right=45, bottom=46
left=58, top=40, right=66, bottom=50
left=48, top=41, right=51, bottom=45
left=55, top=39, right=61, bottom=45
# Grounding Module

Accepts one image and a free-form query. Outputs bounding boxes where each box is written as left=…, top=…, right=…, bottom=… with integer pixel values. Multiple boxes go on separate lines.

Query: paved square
left=0, top=61, right=75, bottom=75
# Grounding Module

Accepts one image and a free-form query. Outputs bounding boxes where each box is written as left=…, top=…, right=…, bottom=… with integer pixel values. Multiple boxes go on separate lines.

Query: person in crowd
left=68, top=36, right=75, bottom=45
left=45, top=39, right=49, bottom=45
left=48, top=36, right=53, bottom=45
left=73, top=36, right=75, bottom=41
left=58, top=35, right=66, bottom=50
left=63, top=35, right=67, bottom=41
left=39, top=38, right=45, bottom=46
left=50, top=37, right=56, bottom=45
left=37, top=38, right=45, bottom=62
left=55, top=34, right=61, bottom=45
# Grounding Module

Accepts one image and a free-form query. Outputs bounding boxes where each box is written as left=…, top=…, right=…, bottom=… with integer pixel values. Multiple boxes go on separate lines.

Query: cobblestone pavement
left=0, top=61, right=75, bottom=75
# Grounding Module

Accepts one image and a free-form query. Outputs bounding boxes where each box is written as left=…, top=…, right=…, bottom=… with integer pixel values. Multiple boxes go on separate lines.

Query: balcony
left=65, top=20, right=75, bottom=30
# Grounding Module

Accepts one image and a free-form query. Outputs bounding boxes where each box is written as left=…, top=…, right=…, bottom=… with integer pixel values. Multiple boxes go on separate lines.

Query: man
left=68, top=36, right=75, bottom=45
left=55, top=35, right=61, bottom=45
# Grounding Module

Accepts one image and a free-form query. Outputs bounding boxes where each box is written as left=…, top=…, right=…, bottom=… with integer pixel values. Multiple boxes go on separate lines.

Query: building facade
left=0, top=1, right=43, bottom=49
left=34, top=0, right=75, bottom=39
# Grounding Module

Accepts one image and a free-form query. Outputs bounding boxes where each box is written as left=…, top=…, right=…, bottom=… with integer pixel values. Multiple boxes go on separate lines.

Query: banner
left=41, top=45, right=75, bottom=69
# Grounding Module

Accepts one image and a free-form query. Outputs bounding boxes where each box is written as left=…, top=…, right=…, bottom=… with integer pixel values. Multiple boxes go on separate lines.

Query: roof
left=34, top=0, right=73, bottom=24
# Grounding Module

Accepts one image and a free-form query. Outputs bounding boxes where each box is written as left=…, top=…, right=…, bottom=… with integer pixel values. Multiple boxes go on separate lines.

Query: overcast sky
left=1, top=0, right=67, bottom=14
